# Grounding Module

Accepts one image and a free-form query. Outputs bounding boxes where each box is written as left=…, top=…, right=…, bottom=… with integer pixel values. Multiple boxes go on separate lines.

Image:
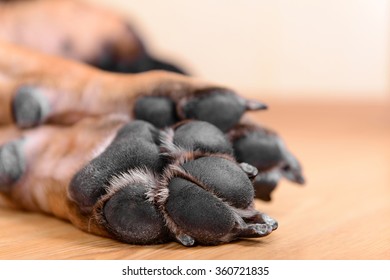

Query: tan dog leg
left=0, top=0, right=185, bottom=73
left=0, top=42, right=265, bottom=130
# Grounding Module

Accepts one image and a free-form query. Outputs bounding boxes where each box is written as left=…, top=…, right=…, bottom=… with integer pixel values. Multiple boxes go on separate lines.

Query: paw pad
left=12, top=86, right=50, bottom=128
left=0, top=139, right=25, bottom=191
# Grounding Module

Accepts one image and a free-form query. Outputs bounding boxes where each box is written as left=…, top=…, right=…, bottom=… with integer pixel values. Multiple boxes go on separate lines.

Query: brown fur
left=0, top=0, right=142, bottom=65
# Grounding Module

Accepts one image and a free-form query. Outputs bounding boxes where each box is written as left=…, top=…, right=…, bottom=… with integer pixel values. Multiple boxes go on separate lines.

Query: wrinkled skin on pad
left=134, top=96, right=178, bottom=128
left=181, top=157, right=254, bottom=209
left=165, top=177, right=236, bottom=245
left=182, top=90, right=245, bottom=132
left=103, top=185, right=170, bottom=245
left=233, top=129, right=283, bottom=171
left=172, top=121, right=233, bottom=155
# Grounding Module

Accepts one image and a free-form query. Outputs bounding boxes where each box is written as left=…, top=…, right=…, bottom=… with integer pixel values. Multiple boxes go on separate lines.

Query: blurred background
left=87, top=0, right=389, bottom=101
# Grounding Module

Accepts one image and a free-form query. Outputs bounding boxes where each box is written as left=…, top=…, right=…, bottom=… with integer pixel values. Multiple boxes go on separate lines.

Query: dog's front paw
left=90, top=120, right=277, bottom=246
left=0, top=118, right=276, bottom=246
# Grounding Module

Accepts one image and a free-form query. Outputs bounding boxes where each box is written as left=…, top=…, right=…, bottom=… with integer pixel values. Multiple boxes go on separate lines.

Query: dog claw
left=242, top=98, right=268, bottom=111
left=260, top=213, right=278, bottom=231
left=252, top=223, right=273, bottom=235
left=239, top=162, right=258, bottom=180
left=239, top=223, right=273, bottom=238
left=176, top=233, right=195, bottom=247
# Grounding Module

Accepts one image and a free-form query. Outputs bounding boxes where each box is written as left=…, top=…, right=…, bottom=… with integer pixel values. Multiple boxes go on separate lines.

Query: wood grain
left=1, top=99, right=389, bottom=259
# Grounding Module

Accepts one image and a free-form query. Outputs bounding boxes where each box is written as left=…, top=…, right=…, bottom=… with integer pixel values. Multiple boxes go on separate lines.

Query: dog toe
left=179, top=88, right=266, bottom=132
left=102, top=184, right=170, bottom=245
left=12, top=86, right=50, bottom=128
left=0, top=139, right=26, bottom=192
left=171, top=121, right=233, bottom=155
left=134, top=96, right=178, bottom=128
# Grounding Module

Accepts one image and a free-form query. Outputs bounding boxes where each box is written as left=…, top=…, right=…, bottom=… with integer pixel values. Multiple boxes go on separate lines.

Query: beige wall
left=87, top=0, right=390, bottom=100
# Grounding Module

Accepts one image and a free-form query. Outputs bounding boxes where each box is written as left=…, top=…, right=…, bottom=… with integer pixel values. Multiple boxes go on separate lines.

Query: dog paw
left=134, top=85, right=267, bottom=131
left=23, top=119, right=274, bottom=246
left=0, top=116, right=278, bottom=245
left=92, top=121, right=276, bottom=245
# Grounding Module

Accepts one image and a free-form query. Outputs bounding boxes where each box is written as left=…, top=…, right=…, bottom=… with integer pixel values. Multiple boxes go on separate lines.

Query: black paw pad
left=103, top=185, right=170, bottom=244
left=245, top=157, right=281, bottom=202
left=181, top=88, right=266, bottom=132
left=239, top=162, right=258, bottom=180
left=232, top=130, right=283, bottom=171
left=230, top=124, right=305, bottom=201
left=165, top=177, right=236, bottom=245
left=181, top=157, right=254, bottom=209
left=69, top=121, right=163, bottom=212
left=280, top=154, right=306, bottom=185
left=0, top=140, right=25, bottom=191
left=254, top=177, right=278, bottom=202
left=172, top=121, right=233, bottom=154
left=12, top=86, right=50, bottom=128
left=134, top=96, right=178, bottom=128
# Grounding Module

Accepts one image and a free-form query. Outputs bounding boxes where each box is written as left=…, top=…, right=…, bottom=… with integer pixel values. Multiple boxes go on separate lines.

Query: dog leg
left=0, top=42, right=266, bottom=131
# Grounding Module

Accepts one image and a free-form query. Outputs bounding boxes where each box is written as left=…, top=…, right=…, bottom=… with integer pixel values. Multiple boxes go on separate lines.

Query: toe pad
left=12, top=86, right=50, bottom=128
left=0, top=140, right=25, bottom=191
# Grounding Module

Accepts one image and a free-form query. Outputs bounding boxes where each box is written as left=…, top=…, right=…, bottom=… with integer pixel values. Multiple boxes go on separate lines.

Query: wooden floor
left=0, top=99, right=389, bottom=259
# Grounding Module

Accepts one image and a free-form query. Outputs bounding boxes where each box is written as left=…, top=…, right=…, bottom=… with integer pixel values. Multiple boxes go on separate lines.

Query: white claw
left=252, top=224, right=273, bottom=235
left=261, top=213, right=278, bottom=230
left=176, top=233, right=195, bottom=247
